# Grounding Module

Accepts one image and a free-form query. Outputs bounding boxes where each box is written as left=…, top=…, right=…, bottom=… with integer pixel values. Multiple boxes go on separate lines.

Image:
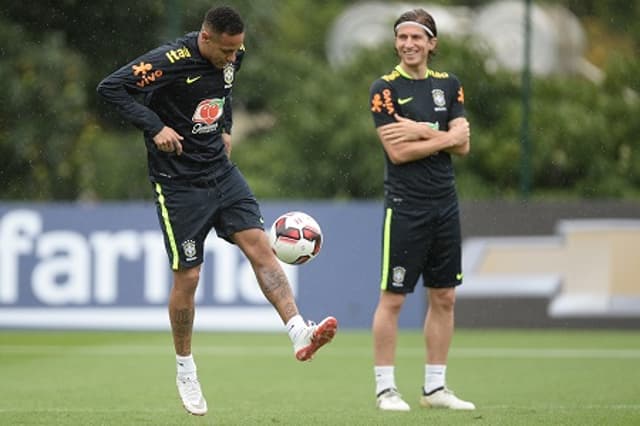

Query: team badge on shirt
left=432, top=89, right=446, bottom=111
left=223, top=63, right=235, bottom=88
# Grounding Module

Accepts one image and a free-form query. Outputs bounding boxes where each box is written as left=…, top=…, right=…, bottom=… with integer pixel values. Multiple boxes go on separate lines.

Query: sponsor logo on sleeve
left=132, top=62, right=163, bottom=88
left=371, top=88, right=395, bottom=115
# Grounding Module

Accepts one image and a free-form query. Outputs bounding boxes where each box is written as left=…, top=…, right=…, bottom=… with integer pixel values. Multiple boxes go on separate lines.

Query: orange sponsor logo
left=371, top=89, right=396, bottom=115
left=371, top=93, right=383, bottom=113
left=457, top=86, right=465, bottom=104
left=132, top=62, right=163, bottom=88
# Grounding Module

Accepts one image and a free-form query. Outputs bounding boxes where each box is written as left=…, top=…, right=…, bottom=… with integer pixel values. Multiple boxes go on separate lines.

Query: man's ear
left=200, top=28, right=211, bottom=42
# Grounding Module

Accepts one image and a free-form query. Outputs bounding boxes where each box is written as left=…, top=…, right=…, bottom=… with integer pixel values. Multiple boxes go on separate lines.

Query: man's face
left=200, top=29, right=245, bottom=68
left=394, top=24, right=436, bottom=67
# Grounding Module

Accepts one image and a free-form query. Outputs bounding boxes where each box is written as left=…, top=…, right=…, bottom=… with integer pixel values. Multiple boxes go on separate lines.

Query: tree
left=0, top=20, right=89, bottom=199
left=1, top=0, right=639, bottom=200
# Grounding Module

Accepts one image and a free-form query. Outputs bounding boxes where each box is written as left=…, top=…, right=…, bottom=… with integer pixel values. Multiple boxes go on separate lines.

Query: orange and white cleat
left=294, top=316, right=338, bottom=361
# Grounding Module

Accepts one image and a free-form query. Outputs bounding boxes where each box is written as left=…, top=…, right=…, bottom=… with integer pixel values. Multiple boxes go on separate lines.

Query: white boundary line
left=0, top=307, right=282, bottom=330
left=1, top=345, right=640, bottom=358
left=0, top=404, right=639, bottom=413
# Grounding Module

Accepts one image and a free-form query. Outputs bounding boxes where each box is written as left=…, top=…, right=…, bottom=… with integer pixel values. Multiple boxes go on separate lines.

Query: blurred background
left=1, top=0, right=639, bottom=330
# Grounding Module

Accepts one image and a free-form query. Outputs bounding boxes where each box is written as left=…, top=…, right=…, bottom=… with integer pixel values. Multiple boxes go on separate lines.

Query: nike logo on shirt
left=397, top=97, right=413, bottom=105
left=186, top=76, right=202, bottom=84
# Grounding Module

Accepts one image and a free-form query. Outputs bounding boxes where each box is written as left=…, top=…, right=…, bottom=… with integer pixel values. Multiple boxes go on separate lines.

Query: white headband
left=394, top=21, right=435, bottom=38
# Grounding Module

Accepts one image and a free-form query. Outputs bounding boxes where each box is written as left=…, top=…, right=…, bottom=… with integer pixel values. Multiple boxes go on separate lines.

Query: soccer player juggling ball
left=97, top=5, right=337, bottom=416
left=368, top=8, right=475, bottom=412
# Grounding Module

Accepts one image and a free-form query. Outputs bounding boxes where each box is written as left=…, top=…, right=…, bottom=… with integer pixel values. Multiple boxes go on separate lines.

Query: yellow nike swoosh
left=398, top=97, right=413, bottom=105
left=186, top=76, right=202, bottom=84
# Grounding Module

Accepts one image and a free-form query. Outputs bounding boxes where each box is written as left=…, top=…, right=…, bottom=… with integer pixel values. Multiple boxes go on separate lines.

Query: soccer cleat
left=176, top=376, right=208, bottom=416
left=419, top=386, right=476, bottom=410
left=294, top=316, right=338, bottom=361
left=376, top=388, right=411, bottom=411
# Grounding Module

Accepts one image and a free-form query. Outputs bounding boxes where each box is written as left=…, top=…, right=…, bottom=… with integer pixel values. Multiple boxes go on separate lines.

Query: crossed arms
left=377, top=114, right=470, bottom=165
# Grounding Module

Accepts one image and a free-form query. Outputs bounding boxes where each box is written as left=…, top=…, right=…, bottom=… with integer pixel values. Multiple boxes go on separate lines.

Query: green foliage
left=75, top=126, right=150, bottom=200
left=0, top=20, right=88, bottom=199
left=1, top=1, right=639, bottom=200
left=233, top=47, right=385, bottom=199
left=2, top=0, right=166, bottom=109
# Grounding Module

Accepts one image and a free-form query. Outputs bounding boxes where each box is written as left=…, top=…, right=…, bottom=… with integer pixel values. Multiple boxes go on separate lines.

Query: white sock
left=177, top=354, right=196, bottom=379
left=286, top=314, right=306, bottom=343
left=424, top=364, right=446, bottom=394
left=374, top=365, right=396, bottom=395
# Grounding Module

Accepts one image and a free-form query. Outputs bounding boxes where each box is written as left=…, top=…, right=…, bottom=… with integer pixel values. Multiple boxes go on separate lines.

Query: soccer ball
left=269, top=211, right=323, bottom=265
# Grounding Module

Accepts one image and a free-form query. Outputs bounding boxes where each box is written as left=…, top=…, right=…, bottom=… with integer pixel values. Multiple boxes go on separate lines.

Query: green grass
left=1, top=329, right=640, bottom=425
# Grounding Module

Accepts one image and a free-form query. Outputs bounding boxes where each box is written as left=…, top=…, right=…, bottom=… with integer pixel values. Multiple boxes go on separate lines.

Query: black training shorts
left=379, top=196, right=462, bottom=293
left=152, top=166, right=264, bottom=270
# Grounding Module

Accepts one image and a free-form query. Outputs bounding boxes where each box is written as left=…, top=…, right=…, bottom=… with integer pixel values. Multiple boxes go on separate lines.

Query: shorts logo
left=392, top=266, right=406, bottom=287
left=182, top=240, right=197, bottom=261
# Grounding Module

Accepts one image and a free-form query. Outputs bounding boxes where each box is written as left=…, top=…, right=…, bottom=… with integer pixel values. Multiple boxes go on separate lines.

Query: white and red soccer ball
left=268, top=211, right=323, bottom=265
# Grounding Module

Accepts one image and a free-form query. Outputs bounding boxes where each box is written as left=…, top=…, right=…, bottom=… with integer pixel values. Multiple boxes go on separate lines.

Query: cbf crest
left=223, top=63, right=235, bottom=88
left=182, top=239, right=197, bottom=261
left=431, top=89, right=446, bottom=107
left=391, top=266, right=406, bottom=288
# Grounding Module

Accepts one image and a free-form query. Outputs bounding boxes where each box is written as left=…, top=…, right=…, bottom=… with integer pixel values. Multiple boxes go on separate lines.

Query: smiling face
left=198, top=28, right=245, bottom=69
left=394, top=22, right=437, bottom=69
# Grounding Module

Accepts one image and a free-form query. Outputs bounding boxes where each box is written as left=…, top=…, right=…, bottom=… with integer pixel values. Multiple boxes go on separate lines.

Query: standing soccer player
left=97, top=5, right=337, bottom=416
left=368, top=8, right=474, bottom=411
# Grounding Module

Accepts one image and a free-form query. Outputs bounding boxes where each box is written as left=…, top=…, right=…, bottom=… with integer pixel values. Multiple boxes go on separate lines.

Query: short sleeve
left=369, top=79, right=397, bottom=128
left=448, top=74, right=465, bottom=120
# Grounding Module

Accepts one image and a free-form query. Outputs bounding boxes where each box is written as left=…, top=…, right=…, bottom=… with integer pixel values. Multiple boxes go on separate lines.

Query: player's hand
left=448, top=118, right=470, bottom=147
left=394, top=114, right=441, bottom=140
left=153, top=126, right=183, bottom=155
left=379, top=114, right=438, bottom=144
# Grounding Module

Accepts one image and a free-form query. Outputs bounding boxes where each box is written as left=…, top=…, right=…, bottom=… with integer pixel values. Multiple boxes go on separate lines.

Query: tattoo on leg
left=258, top=268, right=298, bottom=319
left=259, top=268, right=288, bottom=296
left=171, top=307, right=194, bottom=355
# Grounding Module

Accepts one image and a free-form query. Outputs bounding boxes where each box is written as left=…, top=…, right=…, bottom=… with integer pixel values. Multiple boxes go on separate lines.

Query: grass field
left=1, top=329, right=640, bottom=425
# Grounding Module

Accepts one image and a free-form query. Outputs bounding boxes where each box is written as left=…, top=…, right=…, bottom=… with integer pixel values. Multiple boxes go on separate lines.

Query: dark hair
left=204, top=6, right=244, bottom=35
left=394, top=8, right=437, bottom=38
